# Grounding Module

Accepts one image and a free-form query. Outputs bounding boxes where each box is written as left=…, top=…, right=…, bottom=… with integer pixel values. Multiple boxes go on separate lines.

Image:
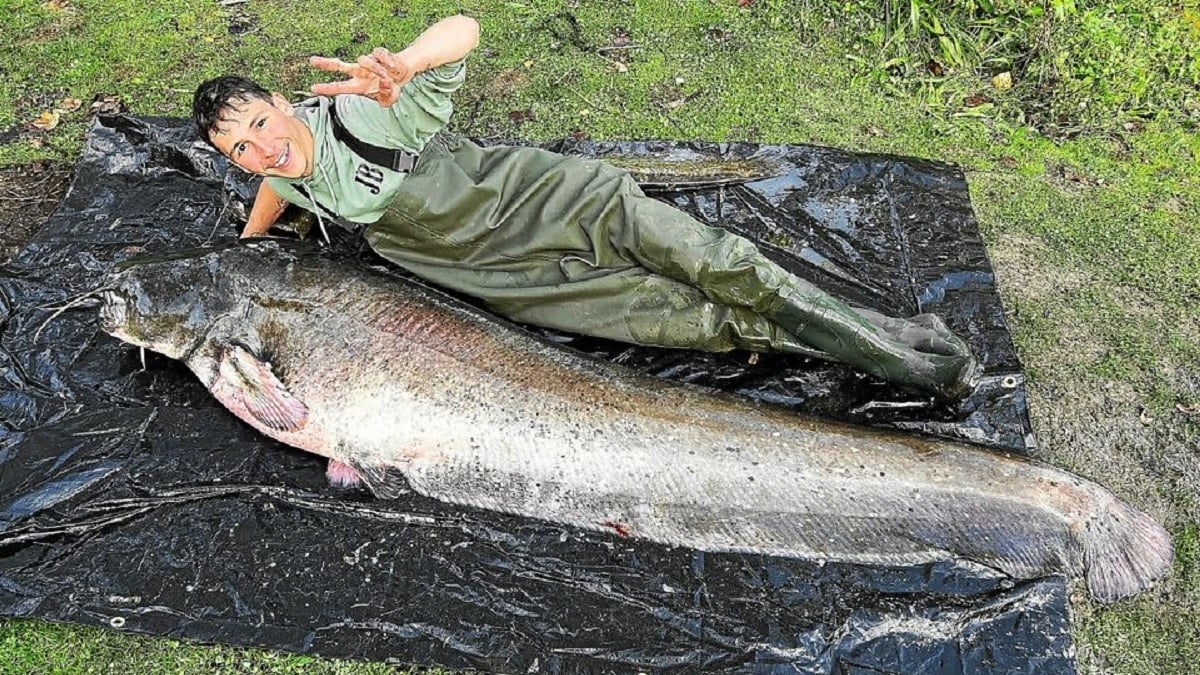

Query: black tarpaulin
left=0, top=115, right=1072, bottom=674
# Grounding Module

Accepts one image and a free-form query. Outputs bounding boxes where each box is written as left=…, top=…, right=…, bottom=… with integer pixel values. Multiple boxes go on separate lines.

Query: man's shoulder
left=329, top=94, right=406, bottom=143
left=292, top=95, right=328, bottom=115
left=330, top=94, right=386, bottom=126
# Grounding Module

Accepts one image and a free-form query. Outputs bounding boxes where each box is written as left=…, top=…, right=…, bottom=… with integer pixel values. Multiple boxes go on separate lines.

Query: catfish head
left=98, top=245, right=251, bottom=361
left=98, top=241, right=359, bottom=486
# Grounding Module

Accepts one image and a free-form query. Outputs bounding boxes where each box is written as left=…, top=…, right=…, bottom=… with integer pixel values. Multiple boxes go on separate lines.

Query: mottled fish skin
left=97, top=242, right=1173, bottom=602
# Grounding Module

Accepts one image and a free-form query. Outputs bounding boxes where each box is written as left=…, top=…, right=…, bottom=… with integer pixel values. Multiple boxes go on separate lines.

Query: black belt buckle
left=391, top=151, right=417, bottom=173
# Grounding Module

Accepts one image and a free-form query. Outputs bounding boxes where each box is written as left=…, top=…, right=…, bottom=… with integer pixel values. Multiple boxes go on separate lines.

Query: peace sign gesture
left=309, top=48, right=414, bottom=107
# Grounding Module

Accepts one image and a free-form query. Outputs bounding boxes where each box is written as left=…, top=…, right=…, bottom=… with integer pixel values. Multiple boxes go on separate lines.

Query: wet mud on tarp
left=0, top=115, right=1071, bottom=673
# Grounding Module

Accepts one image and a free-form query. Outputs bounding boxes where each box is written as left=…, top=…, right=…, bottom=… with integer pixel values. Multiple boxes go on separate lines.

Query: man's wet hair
left=192, top=76, right=274, bottom=148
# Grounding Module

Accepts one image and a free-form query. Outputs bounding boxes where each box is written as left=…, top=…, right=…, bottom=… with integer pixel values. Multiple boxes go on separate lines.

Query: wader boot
left=599, top=184, right=979, bottom=398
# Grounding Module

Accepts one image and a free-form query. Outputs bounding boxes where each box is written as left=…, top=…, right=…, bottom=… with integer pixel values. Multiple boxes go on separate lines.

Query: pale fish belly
left=336, top=382, right=1165, bottom=603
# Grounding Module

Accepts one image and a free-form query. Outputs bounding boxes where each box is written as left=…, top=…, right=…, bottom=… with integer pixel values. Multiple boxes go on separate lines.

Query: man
left=193, top=14, right=979, bottom=399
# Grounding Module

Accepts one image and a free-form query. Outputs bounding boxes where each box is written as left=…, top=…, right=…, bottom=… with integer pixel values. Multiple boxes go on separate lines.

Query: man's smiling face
left=209, top=93, right=315, bottom=179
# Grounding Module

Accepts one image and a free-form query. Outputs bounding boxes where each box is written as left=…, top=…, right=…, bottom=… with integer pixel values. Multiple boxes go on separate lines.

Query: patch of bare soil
left=0, top=162, right=71, bottom=264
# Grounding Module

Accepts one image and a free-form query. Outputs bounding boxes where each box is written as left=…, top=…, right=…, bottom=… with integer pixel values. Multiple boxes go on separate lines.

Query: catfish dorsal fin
left=216, top=344, right=309, bottom=433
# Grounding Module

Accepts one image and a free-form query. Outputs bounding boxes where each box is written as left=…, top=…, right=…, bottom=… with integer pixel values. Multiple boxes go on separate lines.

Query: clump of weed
left=830, top=0, right=1200, bottom=134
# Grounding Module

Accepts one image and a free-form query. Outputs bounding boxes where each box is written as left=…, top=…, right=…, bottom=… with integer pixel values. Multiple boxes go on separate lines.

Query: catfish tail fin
left=1083, top=499, right=1173, bottom=602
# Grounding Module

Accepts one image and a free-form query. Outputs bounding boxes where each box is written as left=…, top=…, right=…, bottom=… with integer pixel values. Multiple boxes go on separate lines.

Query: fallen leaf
left=614, top=61, right=628, bottom=73
left=991, top=71, right=1013, bottom=90
left=523, top=59, right=534, bottom=68
left=89, top=94, right=125, bottom=116
left=30, top=137, right=45, bottom=148
left=926, top=60, right=944, bottom=77
left=963, top=94, right=990, bottom=107
left=42, top=0, right=69, bottom=10
left=56, top=97, right=82, bottom=113
left=31, top=110, right=60, bottom=130
left=862, top=125, right=886, bottom=137
left=569, top=128, right=589, bottom=141
left=738, top=0, right=752, bottom=7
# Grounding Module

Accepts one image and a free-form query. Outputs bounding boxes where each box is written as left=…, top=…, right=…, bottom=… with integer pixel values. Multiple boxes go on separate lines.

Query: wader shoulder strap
left=290, top=182, right=339, bottom=221
left=329, top=100, right=419, bottom=173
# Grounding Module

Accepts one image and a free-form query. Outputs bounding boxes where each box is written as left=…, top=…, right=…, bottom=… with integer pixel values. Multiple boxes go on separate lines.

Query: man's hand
left=309, top=48, right=413, bottom=107
left=241, top=182, right=289, bottom=238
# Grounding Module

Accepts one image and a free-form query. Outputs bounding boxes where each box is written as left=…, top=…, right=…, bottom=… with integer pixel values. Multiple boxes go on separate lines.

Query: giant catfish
left=97, top=242, right=1173, bottom=602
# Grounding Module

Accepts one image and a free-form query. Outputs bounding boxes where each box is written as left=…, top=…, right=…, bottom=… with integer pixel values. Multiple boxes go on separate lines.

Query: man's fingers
left=365, top=47, right=409, bottom=85
left=310, top=80, right=371, bottom=97
left=309, top=55, right=358, bottom=74
left=312, top=77, right=397, bottom=105
left=356, top=54, right=392, bottom=82
left=373, top=47, right=399, bottom=75
left=307, top=50, right=404, bottom=105
left=374, top=79, right=398, bottom=106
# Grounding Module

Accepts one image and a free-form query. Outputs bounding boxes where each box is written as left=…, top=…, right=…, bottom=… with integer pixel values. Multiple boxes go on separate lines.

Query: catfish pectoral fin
left=216, top=344, right=309, bottom=432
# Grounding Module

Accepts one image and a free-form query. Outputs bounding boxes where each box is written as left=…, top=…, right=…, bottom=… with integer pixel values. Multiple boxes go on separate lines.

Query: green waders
left=364, top=134, right=979, bottom=398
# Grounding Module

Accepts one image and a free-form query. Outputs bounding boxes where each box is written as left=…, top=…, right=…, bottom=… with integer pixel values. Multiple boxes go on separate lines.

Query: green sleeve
left=333, top=58, right=467, bottom=154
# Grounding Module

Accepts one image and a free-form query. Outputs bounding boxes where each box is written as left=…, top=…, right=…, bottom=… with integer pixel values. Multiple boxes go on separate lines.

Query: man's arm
left=241, top=180, right=289, bottom=238
left=388, top=14, right=480, bottom=76
left=308, top=15, right=480, bottom=106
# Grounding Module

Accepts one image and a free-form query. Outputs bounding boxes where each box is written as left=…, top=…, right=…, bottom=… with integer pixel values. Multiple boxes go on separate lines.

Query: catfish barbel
left=97, top=242, right=1172, bottom=602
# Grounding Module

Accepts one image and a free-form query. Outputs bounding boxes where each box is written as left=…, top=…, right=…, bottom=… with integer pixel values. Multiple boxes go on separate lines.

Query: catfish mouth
left=97, top=286, right=204, bottom=361
left=97, top=289, right=127, bottom=337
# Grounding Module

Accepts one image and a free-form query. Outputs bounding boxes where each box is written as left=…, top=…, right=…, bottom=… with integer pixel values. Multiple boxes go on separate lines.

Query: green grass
left=0, top=619, right=404, bottom=674
left=1075, top=522, right=1200, bottom=671
left=2, top=0, right=1198, bottom=672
